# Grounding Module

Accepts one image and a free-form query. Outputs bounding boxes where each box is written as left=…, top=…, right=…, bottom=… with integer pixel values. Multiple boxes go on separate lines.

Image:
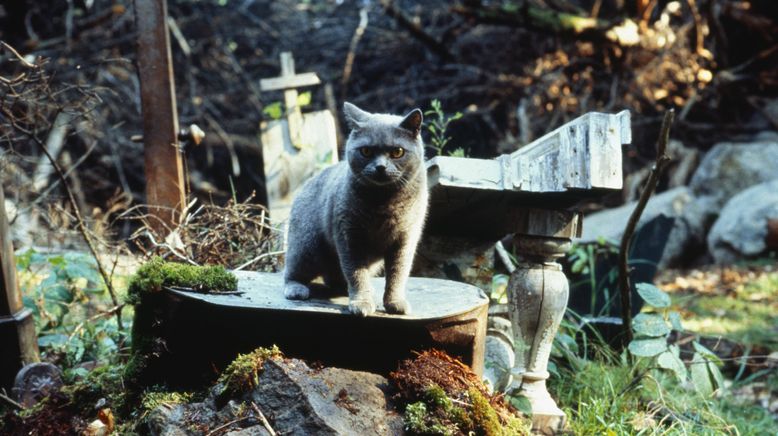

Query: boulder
left=708, top=180, right=778, bottom=264
left=689, top=141, right=778, bottom=205
left=579, top=187, right=694, bottom=267
left=580, top=186, right=693, bottom=245
left=250, top=359, right=403, bottom=436
left=146, top=358, right=403, bottom=436
left=581, top=141, right=778, bottom=267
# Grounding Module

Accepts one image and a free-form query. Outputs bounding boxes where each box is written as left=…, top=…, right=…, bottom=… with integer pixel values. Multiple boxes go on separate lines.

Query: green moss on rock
left=126, top=256, right=237, bottom=304
left=217, top=346, right=283, bottom=400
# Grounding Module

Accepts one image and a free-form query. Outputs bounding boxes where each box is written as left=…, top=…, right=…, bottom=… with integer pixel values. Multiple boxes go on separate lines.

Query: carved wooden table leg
left=507, top=209, right=579, bottom=434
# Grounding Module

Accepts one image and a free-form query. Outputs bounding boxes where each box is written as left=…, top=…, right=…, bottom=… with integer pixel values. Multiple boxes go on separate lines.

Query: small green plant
left=628, top=283, right=725, bottom=397
left=424, top=99, right=463, bottom=157
left=262, top=91, right=312, bottom=120
left=217, top=346, right=282, bottom=400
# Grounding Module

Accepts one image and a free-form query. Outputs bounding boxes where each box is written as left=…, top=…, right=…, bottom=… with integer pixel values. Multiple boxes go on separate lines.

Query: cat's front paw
left=349, top=299, right=376, bottom=317
left=284, top=282, right=310, bottom=300
left=384, top=299, right=411, bottom=315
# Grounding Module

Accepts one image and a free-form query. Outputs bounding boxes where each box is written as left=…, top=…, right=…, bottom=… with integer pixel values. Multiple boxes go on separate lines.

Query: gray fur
left=283, top=102, right=428, bottom=316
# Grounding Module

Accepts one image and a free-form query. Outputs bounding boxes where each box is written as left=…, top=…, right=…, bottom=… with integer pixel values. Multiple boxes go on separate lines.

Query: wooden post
left=135, top=0, right=186, bottom=235
left=0, top=185, right=39, bottom=390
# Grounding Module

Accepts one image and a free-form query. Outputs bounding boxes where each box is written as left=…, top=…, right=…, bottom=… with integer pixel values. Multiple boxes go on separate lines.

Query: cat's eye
left=388, top=147, right=405, bottom=159
left=359, top=147, right=373, bottom=157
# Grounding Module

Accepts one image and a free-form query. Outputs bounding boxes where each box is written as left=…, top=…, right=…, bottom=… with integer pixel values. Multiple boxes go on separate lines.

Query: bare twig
left=618, top=110, right=674, bottom=347
left=204, top=416, right=252, bottom=436
left=234, top=250, right=285, bottom=271
left=0, top=389, right=24, bottom=410
left=341, top=6, right=369, bottom=98
left=251, top=402, right=277, bottom=436
left=380, top=0, right=453, bottom=61
left=9, top=117, right=124, bottom=330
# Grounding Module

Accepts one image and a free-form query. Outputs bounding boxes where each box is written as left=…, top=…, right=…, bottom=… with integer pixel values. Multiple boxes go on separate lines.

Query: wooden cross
left=260, top=52, right=321, bottom=147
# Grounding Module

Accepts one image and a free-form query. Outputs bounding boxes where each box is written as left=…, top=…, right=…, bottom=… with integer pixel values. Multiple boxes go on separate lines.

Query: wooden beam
left=259, top=72, right=321, bottom=92
left=0, top=184, right=39, bottom=390
left=135, top=0, right=186, bottom=234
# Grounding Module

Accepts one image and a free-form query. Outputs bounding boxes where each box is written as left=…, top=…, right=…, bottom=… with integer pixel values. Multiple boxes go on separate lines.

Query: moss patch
left=126, top=256, right=237, bottom=304
left=125, top=257, right=238, bottom=387
left=216, top=346, right=283, bottom=401
left=391, top=350, right=530, bottom=435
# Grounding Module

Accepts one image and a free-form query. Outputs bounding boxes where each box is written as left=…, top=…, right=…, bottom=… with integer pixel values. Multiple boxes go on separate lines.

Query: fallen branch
left=251, top=402, right=277, bottom=436
left=380, top=0, right=453, bottom=61
left=451, top=3, right=613, bottom=39
left=618, top=109, right=674, bottom=347
left=0, top=389, right=24, bottom=410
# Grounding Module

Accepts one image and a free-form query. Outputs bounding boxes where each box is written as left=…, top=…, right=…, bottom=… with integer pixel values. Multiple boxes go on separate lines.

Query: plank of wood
left=0, top=185, right=39, bottom=390
left=427, top=110, right=630, bottom=194
left=135, top=0, right=186, bottom=233
left=259, top=72, right=321, bottom=92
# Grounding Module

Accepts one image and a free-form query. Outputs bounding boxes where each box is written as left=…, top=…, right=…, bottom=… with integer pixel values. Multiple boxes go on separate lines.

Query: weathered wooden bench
left=424, top=110, right=629, bottom=432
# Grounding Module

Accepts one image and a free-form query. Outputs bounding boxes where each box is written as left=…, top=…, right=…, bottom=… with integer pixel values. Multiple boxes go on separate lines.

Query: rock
left=689, top=141, right=778, bottom=204
left=708, top=180, right=778, bottom=264
left=483, top=333, right=514, bottom=393
left=580, top=187, right=693, bottom=244
left=579, top=186, right=693, bottom=267
left=251, top=359, right=403, bottom=436
left=146, top=358, right=403, bottom=436
left=12, top=362, right=63, bottom=408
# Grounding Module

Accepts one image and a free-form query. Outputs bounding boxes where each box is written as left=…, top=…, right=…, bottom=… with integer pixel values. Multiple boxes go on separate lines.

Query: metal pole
left=0, top=185, right=39, bottom=390
left=135, top=0, right=186, bottom=235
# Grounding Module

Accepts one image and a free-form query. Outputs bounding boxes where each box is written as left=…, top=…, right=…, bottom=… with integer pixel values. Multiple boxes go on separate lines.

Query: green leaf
left=44, top=284, right=73, bottom=303
left=668, top=311, right=683, bottom=331
left=691, top=352, right=714, bottom=396
left=632, top=313, right=671, bottom=337
left=571, top=257, right=587, bottom=274
left=657, top=347, right=687, bottom=382
left=628, top=337, right=667, bottom=357
left=38, top=334, right=68, bottom=348
left=509, top=394, right=533, bottom=416
left=296, top=91, right=312, bottom=107
left=262, top=101, right=283, bottom=120
left=692, top=341, right=723, bottom=366
left=636, top=283, right=671, bottom=308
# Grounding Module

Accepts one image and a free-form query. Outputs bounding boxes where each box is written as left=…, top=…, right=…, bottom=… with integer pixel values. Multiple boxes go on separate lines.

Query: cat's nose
left=375, top=164, right=386, bottom=173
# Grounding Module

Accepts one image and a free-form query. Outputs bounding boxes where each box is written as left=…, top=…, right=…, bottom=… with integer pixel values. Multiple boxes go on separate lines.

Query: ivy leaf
left=657, top=346, right=687, bottom=382
left=691, top=352, right=714, bottom=396
left=632, top=313, right=671, bottom=337
left=38, top=334, right=68, bottom=348
left=628, top=337, right=667, bottom=357
left=296, top=91, right=312, bottom=107
left=692, top=341, right=723, bottom=366
left=262, top=102, right=283, bottom=120
left=636, top=283, right=671, bottom=308
left=668, top=311, right=683, bottom=331
left=509, top=394, right=533, bottom=416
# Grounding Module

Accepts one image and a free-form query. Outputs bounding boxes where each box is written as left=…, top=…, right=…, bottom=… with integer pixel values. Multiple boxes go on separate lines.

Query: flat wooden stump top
left=166, top=271, right=489, bottom=320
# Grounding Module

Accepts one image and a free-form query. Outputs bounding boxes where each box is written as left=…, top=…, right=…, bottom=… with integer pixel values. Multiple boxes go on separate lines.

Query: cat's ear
left=343, top=102, right=370, bottom=129
left=399, top=109, right=423, bottom=137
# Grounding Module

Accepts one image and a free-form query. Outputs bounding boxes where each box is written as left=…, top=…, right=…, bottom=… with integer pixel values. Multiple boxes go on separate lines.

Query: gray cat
left=283, top=102, right=428, bottom=317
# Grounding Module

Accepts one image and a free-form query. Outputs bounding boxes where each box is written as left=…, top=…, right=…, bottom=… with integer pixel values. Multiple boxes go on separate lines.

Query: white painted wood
left=260, top=72, right=321, bottom=92
left=427, top=110, right=630, bottom=194
left=261, top=110, right=338, bottom=222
